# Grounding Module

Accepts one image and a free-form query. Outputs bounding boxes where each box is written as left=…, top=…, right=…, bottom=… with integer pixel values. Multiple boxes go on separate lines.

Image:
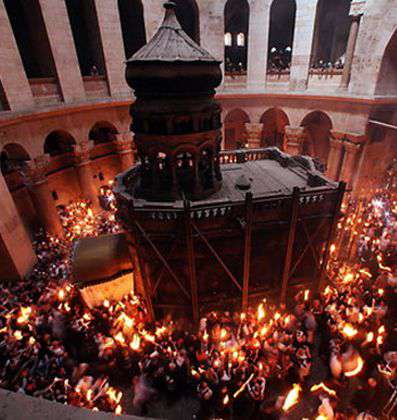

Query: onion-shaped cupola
left=124, top=1, right=223, bottom=202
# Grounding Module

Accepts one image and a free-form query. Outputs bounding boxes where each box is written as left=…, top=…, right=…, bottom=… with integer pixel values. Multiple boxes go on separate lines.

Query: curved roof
left=127, top=2, right=218, bottom=63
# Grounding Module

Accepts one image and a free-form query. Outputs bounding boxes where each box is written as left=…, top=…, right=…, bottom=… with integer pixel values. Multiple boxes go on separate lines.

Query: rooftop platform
left=116, top=148, right=337, bottom=211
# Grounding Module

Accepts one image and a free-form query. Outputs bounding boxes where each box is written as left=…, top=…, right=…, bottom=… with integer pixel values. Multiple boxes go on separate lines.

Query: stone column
left=142, top=0, right=164, bottom=41
left=74, top=141, right=100, bottom=210
left=245, top=123, right=263, bottom=149
left=289, top=0, right=318, bottom=91
left=0, top=1, right=35, bottom=110
left=94, top=0, right=130, bottom=97
left=23, top=155, right=64, bottom=237
left=116, top=133, right=135, bottom=172
left=340, top=14, right=362, bottom=90
left=247, top=1, right=271, bottom=90
left=283, top=126, right=306, bottom=155
left=38, top=0, right=86, bottom=102
left=0, top=173, right=37, bottom=281
left=326, top=134, right=345, bottom=180
left=199, top=0, right=225, bottom=81
left=339, top=141, right=361, bottom=188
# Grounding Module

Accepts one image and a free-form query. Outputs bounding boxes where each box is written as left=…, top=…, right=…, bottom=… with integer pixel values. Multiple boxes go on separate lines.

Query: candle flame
left=341, top=323, right=358, bottom=338
left=129, top=334, right=141, bottom=351
left=310, top=382, right=336, bottom=397
left=282, top=383, right=302, bottom=412
left=223, top=394, right=229, bottom=405
left=257, top=303, right=265, bottom=321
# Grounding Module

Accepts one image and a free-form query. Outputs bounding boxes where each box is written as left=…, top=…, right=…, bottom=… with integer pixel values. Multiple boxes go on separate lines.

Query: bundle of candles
left=57, top=197, right=120, bottom=242
left=0, top=188, right=395, bottom=418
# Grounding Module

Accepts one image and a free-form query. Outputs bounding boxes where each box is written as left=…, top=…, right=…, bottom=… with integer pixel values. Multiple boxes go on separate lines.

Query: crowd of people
left=0, top=181, right=395, bottom=418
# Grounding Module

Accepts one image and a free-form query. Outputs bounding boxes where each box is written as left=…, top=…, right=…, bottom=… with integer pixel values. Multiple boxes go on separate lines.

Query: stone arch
left=89, top=121, right=119, bottom=145
left=44, top=130, right=77, bottom=157
left=375, top=28, right=397, bottom=96
left=173, top=0, right=200, bottom=43
left=224, top=0, right=250, bottom=74
left=1, top=143, right=31, bottom=175
left=259, top=108, right=290, bottom=149
left=350, top=0, right=397, bottom=96
left=224, top=109, right=250, bottom=150
left=268, top=0, right=296, bottom=71
left=300, top=111, right=333, bottom=165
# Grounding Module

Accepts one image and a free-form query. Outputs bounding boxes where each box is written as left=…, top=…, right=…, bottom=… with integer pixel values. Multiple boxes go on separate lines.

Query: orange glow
left=13, top=330, right=23, bottom=340
left=304, top=290, right=310, bottom=301
left=115, top=405, right=122, bottom=415
left=310, top=382, right=336, bottom=397
left=345, top=356, right=364, bottom=377
left=220, top=328, right=227, bottom=340
left=114, top=332, right=126, bottom=345
left=223, top=394, right=229, bottom=405
left=366, top=332, right=374, bottom=343
left=341, top=323, right=358, bottom=338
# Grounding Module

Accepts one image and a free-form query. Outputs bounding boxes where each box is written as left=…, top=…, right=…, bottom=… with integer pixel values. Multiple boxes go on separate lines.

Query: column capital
left=74, top=140, right=94, bottom=166
left=245, top=123, right=263, bottom=135
left=22, top=155, right=50, bottom=185
left=245, top=123, right=263, bottom=148
left=284, top=125, right=306, bottom=140
left=284, top=126, right=306, bottom=156
left=343, top=141, right=362, bottom=154
left=329, top=137, right=344, bottom=150
left=331, top=130, right=366, bottom=144
left=115, top=138, right=134, bottom=155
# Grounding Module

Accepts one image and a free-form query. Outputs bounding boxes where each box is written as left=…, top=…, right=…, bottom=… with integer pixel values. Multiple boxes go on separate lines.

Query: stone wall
left=0, top=388, right=156, bottom=420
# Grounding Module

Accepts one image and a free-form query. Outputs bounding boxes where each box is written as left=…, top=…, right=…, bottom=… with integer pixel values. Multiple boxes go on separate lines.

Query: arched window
left=117, top=0, right=147, bottom=59
left=260, top=108, right=289, bottom=150
left=3, top=0, right=56, bottom=78
left=1, top=144, right=31, bottom=175
left=375, top=30, right=397, bottom=96
left=65, top=0, right=106, bottom=76
left=224, top=0, right=249, bottom=74
left=237, top=33, right=245, bottom=47
left=311, top=0, right=351, bottom=69
left=267, top=0, right=296, bottom=72
left=89, top=122, right=119, bottom=145
left=224, top=32, right=232, bottom=47
left=44, top=131, right=76, bottom=157
left=224, top=109, right=250, bottom=150
left=300, top=111, right=333, bottom=166
left=173, top=0, right=200, bottom=43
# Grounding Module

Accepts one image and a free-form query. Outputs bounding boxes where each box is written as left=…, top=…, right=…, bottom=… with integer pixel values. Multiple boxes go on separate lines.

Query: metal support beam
left=152, top=240, right=179, bottom=296
left=242, top=192, right=253, bottom=310
left=280, top=187, right=300, bottom=304
left=289, top=217, right=328, bottom=279
left=192, top=222, right=242, bottom=291
left=318, top=182, right=346, bottom=290
left=128, top=241, right=155, bottom=321
left=134, top=221, right=191, bottom=300
left=184, top=201, right=199, bottom=323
